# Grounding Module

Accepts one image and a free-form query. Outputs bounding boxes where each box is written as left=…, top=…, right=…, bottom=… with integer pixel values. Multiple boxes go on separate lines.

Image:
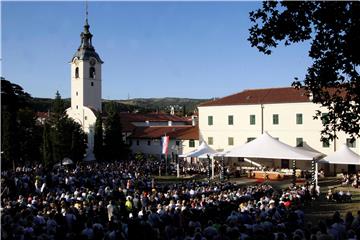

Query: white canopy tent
left=319, top=144, right=360, bottom=165
left=224, top=132, right=323, bottom=160
left=179, top=141, right=218, bottom=158
left=221, top=132, right=324, bottom=186
left=53, top=158, right=74, bottom=168
left=179, top=142, right=218, bottom=179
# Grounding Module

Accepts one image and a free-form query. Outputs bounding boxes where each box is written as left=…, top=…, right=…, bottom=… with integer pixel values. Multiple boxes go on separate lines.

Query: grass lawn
left=251, top=177, right=360, bottom=223
left=154, top=174, right=207, bottom=183
left=303, top=177, right=360, bottom=223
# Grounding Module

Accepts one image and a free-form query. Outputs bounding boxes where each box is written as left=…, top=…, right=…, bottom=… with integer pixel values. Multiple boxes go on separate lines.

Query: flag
left=161, top=136, right=170, bottom=155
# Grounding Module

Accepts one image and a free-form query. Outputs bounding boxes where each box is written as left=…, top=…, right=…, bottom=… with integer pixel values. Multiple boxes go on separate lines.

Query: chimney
left=191, top=116, right=198, bottom=126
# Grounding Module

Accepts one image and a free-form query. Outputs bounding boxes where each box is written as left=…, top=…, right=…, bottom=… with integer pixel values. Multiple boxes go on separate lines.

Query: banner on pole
left=161, top=136, right=170, bottom=155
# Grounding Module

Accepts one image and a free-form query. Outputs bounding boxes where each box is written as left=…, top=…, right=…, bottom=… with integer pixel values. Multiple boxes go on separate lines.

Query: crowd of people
left=341, top=173, right=360, bottom=188
left=1, top=159, right=360, bottom=240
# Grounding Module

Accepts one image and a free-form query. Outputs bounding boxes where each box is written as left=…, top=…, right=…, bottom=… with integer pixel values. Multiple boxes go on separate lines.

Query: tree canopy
left=93, top=112, right=104, bottom=161
left=1, top=78, right=42, bottom=169
left=248, top=1, right=360, bottom=142
left=43, top=91, right=87, bottom=165
left=103, top=102, right=129, bottom=160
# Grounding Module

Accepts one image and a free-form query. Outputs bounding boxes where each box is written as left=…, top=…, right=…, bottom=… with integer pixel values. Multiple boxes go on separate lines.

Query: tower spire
left=85, top=0, right=89, bottom=26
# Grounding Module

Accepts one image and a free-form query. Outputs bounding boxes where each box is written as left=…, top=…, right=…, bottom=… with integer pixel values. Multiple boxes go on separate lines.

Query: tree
left=1, top=78, right=33, bottom=169
left=103, top=102, right=129, bottom=160
left=1, top=111, right=18, bottom=169
left=42, top=122, right=53, bottom=167
left=93, top=112, right=104, bottom=161
left=52, top=90, right=65, bottom=120
left=17, top=108, right=42, bottom=163
left=45, top=91, right=87, bottom=164
left=69, top=120, right=87, bottom=161
left=248, top=1, right=360, bottom=142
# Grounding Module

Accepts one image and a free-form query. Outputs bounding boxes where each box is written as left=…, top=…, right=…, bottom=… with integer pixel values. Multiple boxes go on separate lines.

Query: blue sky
left=2, top=1, right=312, bottom=99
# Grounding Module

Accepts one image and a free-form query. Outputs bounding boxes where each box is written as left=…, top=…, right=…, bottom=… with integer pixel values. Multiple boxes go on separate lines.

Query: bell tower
left=70, top=6, right=103, bottom=112
left=67, top=4, right=103, bottom=161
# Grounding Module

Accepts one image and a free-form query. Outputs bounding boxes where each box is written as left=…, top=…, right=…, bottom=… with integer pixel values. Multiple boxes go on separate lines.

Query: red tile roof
left=119, top=112, right=191, bottom=122
left=199, top=87, right=310, bottom=107
left=36, top=112, right=50, bottom=118
left=120, top=119, right=137, bottom=132
left=119, top=112, right=192, bottom=132
left=130, top=126, right=199, bottom=140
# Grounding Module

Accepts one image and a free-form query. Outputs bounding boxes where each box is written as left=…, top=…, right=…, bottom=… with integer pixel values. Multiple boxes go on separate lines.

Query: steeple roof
left=72, top=8, right=103, bottom=63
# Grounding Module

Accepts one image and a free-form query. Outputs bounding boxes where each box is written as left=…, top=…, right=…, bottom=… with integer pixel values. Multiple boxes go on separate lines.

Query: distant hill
left=32, top=97, right=209, bottom=115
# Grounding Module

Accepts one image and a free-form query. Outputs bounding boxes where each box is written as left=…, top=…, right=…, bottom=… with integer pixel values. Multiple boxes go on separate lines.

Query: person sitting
left=326, top=188, right=333, bottom=201
left=342, top=173, right=350, bottom=185
left=344, top=190, right=352, bottom=202
left=351, top=175, right=359, bottom=188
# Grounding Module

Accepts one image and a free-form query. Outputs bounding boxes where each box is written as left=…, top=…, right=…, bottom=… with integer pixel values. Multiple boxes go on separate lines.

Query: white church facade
left=66, top=15, right=102, bottom=161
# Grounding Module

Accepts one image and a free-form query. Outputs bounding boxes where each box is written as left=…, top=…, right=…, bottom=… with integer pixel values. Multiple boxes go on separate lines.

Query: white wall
left=66, top=106, right=97, bottom=160
left=130, top=138, right=199, bottom=160
left=71, top=58, right=102, bottom=112
left=198, top=102, right=360, bottom=156
left=132, top=121, right=188, bottom=127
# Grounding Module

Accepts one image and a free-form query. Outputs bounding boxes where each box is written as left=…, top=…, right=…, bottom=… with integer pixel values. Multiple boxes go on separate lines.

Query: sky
left=2, top=1, right=313, bottom=100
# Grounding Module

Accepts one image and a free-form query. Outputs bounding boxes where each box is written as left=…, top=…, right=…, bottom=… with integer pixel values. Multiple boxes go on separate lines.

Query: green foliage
left=52, top=90, right=65, bottom=120
left=42, top=91, right=87, bottom=165
left=32, top=97, right=70, bottom=112
left=248, top=1, right=360, bottom=141
left=1, top=111, right=18, bottom=169
left=17, top=108, right=42, bottom=163
left=42, top=123, right=53, bottom=167
left=1, top=78, right=40, bottom=169
left=1, top=78, right=31, bottom=112
left=1, top=80, right=85, bottom=168
left=103, top=97, right=208, bottom=115
left=93, top=112, right=104, bottom=161
left=103, top=102, right=129, bottom=160
left=68, top=121, right=87, bottom=161
left=32, top=97, right=207, bottom=116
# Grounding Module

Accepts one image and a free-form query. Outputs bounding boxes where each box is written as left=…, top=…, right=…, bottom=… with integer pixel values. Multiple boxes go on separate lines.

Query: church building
left=66, top=13, right=103, bottom=161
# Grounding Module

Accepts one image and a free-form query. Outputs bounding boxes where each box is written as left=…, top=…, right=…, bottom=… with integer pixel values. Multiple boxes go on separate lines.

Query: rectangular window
left=129, top=140, right=133, bottom=146
left=208, top=137, right=213, bottom=145
left=322, top=140, right=330, bottom=148
left=189, top=139, right=195, bottom=148
left=322, top=113, right=329, bottom=124
left=273, top=114, right=279, bottom=125
left=84, top=116, right=87, bottom=120
left=176, top=141, right=180, bottom=146
left=147, top=140, right=151, bottom=146
left=136, top=140, right=139, bottom=146
left=228, top=137, right=234, bottom=146
left=296, top=138, right=303, bottom=147
left=296, top=113, right=303, bottom=124
left=208, top=116, right=213, bottom=126
left=91, top=82, right=94, bottom=86
left=346, top=138, right=356, bottom=148
left=247, top=137, right=255, bottom=142
left=76, top=105, right=78, bottom=109
left=76, top=91, right=78, bottom=96
left=250, top=115, right=256, bottom=125
left=228, top=115, right=234, bottom=125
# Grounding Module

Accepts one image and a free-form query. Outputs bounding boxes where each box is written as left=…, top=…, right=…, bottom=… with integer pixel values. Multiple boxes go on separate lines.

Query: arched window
left=89, top=67, right=96, bottom=79
left=75, top=67, right=79, bottom=78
